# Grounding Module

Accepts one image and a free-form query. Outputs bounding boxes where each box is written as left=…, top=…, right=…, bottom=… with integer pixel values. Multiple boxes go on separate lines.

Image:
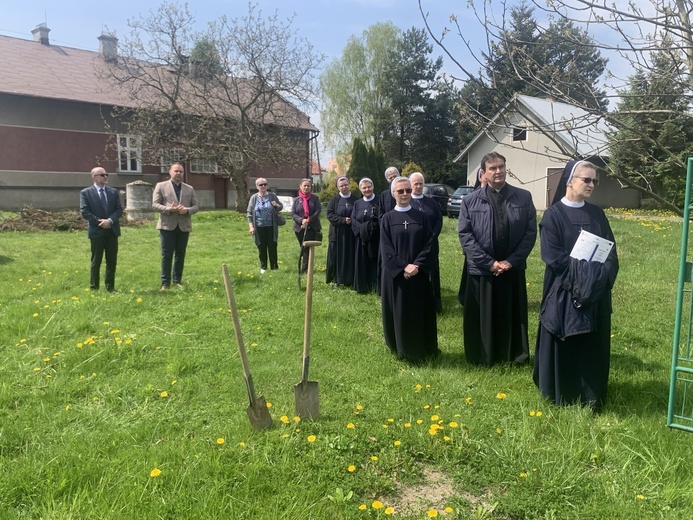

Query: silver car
left=446, top=186, right=474, bottom=218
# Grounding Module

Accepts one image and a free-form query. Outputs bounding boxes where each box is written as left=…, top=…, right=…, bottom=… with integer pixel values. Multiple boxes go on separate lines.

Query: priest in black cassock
left=410, top=172, right=443, bottom=312
left=326, top=176, right=357, bottom=287
left=380, top=176, right=439, bottom=363
left=458, top=152, right=537, bottom=366
left=351, top=177, right=380, bottom=294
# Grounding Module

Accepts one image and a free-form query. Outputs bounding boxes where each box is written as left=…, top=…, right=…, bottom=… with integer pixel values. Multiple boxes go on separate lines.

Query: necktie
left=99, top=188, right=108, bottom=211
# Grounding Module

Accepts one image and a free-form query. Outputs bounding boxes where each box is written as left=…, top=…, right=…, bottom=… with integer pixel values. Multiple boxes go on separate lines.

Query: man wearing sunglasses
left=458, top=152, right=537, bottom=367
left=80, top=167, right=123, bottom=293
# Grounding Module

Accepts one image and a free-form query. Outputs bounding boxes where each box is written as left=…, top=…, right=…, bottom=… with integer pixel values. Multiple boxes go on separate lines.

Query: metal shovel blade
left=294, top=380, right=320, bottom=419
left=246, top=394, right=273, bottom=431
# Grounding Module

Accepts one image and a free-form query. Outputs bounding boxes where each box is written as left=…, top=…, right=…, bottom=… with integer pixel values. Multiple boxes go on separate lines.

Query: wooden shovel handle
left=302, top=243, right=317, bottom=382
left=222, top=264, right=258, bottom=404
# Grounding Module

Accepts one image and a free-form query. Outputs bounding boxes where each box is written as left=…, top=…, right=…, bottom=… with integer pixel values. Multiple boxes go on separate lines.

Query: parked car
left=446, top=186, right=475, bottom=218
left=422, top=183, right=455, bottom=215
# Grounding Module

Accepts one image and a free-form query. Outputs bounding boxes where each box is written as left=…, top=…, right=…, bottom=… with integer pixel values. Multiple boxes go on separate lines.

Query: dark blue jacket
left=458, top=184, right=537, bottom=276
left=80, top=185, right=123, bottom=239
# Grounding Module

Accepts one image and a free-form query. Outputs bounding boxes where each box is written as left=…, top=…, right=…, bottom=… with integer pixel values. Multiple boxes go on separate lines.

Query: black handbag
left=275, top=210, right=286, bottom=226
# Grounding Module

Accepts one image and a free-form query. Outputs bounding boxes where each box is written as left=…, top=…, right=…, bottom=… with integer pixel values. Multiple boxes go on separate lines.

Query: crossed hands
left=97, top=219, right=112, bottom=229
left=490, top=260, right=512, bottom=277
left=168, top=204, right=188, bottom=215
left=403, top=264, right=419, bottom=280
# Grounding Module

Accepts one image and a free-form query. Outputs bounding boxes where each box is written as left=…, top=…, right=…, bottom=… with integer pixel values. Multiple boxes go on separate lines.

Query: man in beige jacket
left=153, top=163, right=199, bottom=290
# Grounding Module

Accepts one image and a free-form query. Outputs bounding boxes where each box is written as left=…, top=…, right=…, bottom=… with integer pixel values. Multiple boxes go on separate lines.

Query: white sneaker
left=260, top=268, right=266, bottom=274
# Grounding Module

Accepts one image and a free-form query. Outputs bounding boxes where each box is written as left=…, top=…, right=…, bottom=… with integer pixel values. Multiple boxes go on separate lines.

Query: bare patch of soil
left=0, top=208, right=148, bottom=232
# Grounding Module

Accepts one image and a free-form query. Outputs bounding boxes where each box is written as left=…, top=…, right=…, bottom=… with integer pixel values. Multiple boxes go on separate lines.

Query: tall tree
left=319, top=22, right=400, bottom=154
left=103, top=2, right=322, bottom=210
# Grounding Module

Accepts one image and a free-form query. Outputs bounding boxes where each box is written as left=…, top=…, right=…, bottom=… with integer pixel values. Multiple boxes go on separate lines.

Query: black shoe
left=271, top=265, right=278, bottom=270
left=107, top=288, right=119, bottom=294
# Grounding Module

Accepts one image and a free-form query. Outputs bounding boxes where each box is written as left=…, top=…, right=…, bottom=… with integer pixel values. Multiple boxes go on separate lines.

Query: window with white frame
left=190, top=158, right=218, bottom=173
left=161, top=149, right=186, bottom=173
left=118, top=135, right=141, bottom=172
left=512, top=127, right=527, bottom=142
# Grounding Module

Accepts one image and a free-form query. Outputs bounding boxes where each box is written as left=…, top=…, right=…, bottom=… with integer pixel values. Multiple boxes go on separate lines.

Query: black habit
left=411, top=194, right=443, bottom=312
left=326, top=193, right=358, bottom=286
left=380, top=207, right=439, bottom=363
left=351, top=196, right=380, bottom=293
left=533, top=200, right=618, bottom=412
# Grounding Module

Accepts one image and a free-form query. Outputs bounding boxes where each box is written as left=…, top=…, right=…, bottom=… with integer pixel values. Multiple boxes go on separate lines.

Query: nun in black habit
left=351, top=177, right=380, bottom=294
left=380, top=176, right=439, bottom=363
left=533, top=160, right=618, bottom=412
left=326, top=176, right=357, bottom=287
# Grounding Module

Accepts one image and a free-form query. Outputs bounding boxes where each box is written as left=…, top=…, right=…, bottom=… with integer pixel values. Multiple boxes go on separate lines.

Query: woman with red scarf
left=291, top=178, right=322, bottom=273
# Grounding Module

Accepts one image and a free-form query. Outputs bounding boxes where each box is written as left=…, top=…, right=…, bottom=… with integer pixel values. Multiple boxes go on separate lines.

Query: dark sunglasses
left=395, top=188, right=413, bottom=194
left=257, top=183, right=267, bottom=187
left=574, top=177, right=598, bottom=186
left=96, top=173, right=109, bottom=177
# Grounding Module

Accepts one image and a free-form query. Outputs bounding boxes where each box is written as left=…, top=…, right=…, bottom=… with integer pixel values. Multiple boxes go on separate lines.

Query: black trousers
left=90, top=231, right=118, bottom=290
left=295, top=228, right=318, bottom=273
left=160, top=227, right=189, bottom=285
left=256, top=226, right=278, bottom=269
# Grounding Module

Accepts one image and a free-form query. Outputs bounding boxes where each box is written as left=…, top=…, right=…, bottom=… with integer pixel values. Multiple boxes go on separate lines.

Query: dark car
left=446, top=186, right=475, bottom=218
left=422, top=183, right=455, bottom=215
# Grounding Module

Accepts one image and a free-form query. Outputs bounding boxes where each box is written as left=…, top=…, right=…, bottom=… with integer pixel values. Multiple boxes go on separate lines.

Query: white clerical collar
left=394, top=205, right=412, bottom=212
left=411, top=194, right=424, bottom=199
left=339, top=192, right=352, bottom=198
left=560, top=197, right=585, bottom=208
left=363, top=194, right=375, bottom=202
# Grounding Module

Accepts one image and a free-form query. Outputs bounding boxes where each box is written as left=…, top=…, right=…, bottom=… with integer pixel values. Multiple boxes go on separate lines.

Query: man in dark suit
left=152, top=163, right=199, bottom=290
left=80, top=167, right=123, bottom=292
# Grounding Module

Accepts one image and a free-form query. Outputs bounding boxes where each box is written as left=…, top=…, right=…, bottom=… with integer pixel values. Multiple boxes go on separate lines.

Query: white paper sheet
left=569, top=229, right=614, bottom=263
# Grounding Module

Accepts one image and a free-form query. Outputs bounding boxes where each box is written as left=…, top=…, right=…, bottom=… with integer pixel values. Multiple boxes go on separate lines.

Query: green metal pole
left=667, top=157, right=693, bottom=428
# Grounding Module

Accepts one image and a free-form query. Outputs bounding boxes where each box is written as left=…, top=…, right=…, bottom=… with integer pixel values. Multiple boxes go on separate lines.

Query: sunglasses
left=395, top=188, right=413, bottom=195
left=96, top=173, right=109, bottom=177
left=574, top=177, right=598, bottom=186
left=257, top=183, right=267, bottom=187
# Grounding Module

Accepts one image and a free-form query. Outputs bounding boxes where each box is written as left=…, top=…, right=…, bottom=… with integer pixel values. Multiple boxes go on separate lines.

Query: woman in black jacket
left=291, top=179, right=322, bottom=274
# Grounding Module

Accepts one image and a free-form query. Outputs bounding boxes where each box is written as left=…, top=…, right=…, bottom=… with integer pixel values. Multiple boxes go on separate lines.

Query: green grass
left=1, top=210, right=692, bottom=519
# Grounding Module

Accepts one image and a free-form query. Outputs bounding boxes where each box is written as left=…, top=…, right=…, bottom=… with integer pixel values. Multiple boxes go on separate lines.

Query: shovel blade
left=246, top=395, right=273, bottom=431
left=294, top=380, right=320, bottom=419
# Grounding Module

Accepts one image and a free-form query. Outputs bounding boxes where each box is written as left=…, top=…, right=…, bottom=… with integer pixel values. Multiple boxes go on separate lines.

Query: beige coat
left=152, top=180, right=199, bottom=232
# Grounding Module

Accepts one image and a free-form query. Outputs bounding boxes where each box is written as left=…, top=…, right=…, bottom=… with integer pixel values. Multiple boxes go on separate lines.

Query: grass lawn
left=1, top=209, right=692, bottom=519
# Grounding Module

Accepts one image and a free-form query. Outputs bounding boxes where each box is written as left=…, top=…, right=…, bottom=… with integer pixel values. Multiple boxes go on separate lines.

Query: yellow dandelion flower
left=103, top=321, right=109, bottom=325
left=445, top=507, right=453, bottom=513
left=171, top=380, right=177, bottom=385
left=529, top=410, right=536, bottom=416
left=282, top=433, right=290, bottom=438
left=239, top=442, right=246, bottom=447
left=426, top=384, right=430, bottom=388
left=347, top=422, right=355, bottom=429
left=280, top=415, right=290, bottom=424
left=415, top=384, right=422, bottom=390
left=65, top=405, right=70, bottom=411
left=636, top=494, right=644, bottom=500
left=33, top=313, right=39, bottom=317
left=77, top=343, right=83, bottom=348
left=465, top=397, right=473, bottom=405
left=43, top=357, right=50, bottom=362
left=404, top=422, right=411, bottom=428
left=372, top=501, right=383, bottom=510
left=444, top=436, right=451, bottom=441
left=520, top=472, right=528, bottom=478
left=496, top=392, right=506, bottom=399
left=150, top=468, right=161, bottom=477
left=136, top=298, right=142, bottom=303
left=385, top=507, right=395, bottom=515
left=358, top=504, right=367, bottom=510
left=348, top=465, right=356, bottom=472
left=434, top=405, right=440, bottom=409
left=20, top=339, right=26, bottom=343
left=449, top=422, right=458, bottom=428
left=356, top=404, right=363, bottom=410
left=217, top=438, right=225, bottom=445
left=394, top=440, right=401, bottom=446
left=431, top=414, right=439, bottom=421
left=160, top=391, right=168, bottom=398
left=124, top=339, right=132, bottom=345
left=429, top=428, right=438, bottom=436
left=536, top=411, right=542, bottom=417
left=423, top=404, right=430, bottom=409
left=371, top=456, right=378, bottom=461
left=496, top=428, right=502, bottom=434
left=427, top=509, right=439, bottom=518
left=295, top=428, right=300, bottom=433
left=416, top=419, right=423, bottom=424
left=265, top=402, right=272, bottom=408
left=110, top=329, right=120, bottom=334
left=307, top=435, right=316, bottom=443
left=251, top=343, right=258, bottom=347
left=382, top=424, right=388, bottom=429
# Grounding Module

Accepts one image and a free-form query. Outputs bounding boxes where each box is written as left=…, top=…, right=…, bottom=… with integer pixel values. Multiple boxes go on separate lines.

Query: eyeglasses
left=257, top=183, right=267, bottom=187
left=574, top=177, right=598, bottom=186
left=395, top=188, right=413, bottom=195
left=96, top=173, right=108, bottom=177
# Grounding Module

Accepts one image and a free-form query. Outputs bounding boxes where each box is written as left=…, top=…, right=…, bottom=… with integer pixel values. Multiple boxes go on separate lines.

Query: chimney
left=98, top=32, right=118, bottom=63
left=32, top=23, right=50, bottom=46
